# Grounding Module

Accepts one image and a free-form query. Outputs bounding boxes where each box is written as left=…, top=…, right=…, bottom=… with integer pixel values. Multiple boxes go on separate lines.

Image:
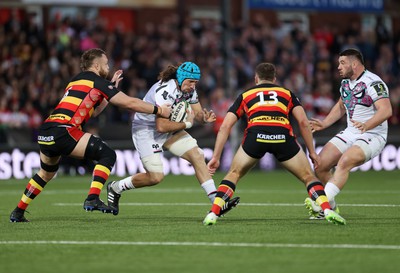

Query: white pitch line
left=53, top=202, right=400, bottom=207
left=2, top=188, right=400, bottom=195
left=0, top=240, right=399, bottom=250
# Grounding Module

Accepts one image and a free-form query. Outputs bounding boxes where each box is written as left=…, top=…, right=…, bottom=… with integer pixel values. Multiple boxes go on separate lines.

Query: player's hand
left=207, top=157, right=220, bottom=175
left=158, top=104, right=171, bottom=118
left=351, top=119, right=367, bottom=133
left=111, top=70, right=123, bottom=88
left=308, top=152, right=320, bottom=169
left=309, top=118, right=324, bottom=133
left=202, top=108, right=216, bottom=123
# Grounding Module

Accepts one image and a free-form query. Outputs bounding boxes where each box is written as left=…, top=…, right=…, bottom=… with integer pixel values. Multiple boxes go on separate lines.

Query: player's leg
left=167, top=131, right=218, bottom=203
left=203, top=146, right=257, bottom=225
left=305, top=131, right=352, bottom=216
left=111, top=124, right=166, bottom=190
left=280, top=148, right=345, bottom=225
left=107, top=127, right=166, bottom=214
left=323, top=154, right=358, bottom=211
left=71, top=133, right=116, bottom=213
left=329, top=146, right=365, bottom=189
left=314, top=142, right=342, bottom=184
left=106, top=154, right=164, bottom=215
left=281, top=149, right=332, bottom=212
left=10, top=152, right=60, bottom=222
left=325, top=135, right=384, bottom=208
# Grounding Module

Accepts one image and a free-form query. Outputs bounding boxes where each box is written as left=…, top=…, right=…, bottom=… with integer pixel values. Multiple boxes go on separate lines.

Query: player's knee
left=187, top=146, right=205, bottom=162
left=337, top=152, right=358, bottom=170
left=40, top=160, right=59, bottom=178
left=142, top=154, right=163, bottom=173
left=85, top=136, right=116, bottom=169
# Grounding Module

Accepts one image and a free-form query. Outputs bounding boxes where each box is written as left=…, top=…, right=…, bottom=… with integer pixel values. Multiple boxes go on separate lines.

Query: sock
left=210, top=180, right=236, bottom=215
left=113, top=176, right=134, bottom=194
left=87, top=164, right=111, bottom=199
left=201, top=179, right=217, bottom=203
left=17, top=174, right=48, bottom=211
left=324, top=182, right=340, bottom=209
left=307, top=181, right=331, bottom=211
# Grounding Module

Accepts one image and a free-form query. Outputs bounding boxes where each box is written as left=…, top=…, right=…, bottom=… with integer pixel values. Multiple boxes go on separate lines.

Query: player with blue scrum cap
left=176, top=61, right=201, bottom=86
left=106, top=61, right=240, bottom=216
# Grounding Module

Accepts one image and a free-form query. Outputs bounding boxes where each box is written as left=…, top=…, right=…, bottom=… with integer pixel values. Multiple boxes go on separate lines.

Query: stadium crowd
left=1, top=9, right=400, bottom=144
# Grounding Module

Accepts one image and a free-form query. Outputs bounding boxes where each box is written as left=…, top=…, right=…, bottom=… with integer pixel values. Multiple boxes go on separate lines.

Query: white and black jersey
left=340, top=70, right=389, bottom=139
left=133, top=79, right=198, bottom=128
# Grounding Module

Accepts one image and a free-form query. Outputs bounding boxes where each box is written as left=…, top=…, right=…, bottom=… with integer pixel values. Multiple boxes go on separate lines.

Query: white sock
left=113, top=176, right=135, bottom=194
left=324, top=182, right=340, bottom=209
left=201, top=179, right=217, bottom=203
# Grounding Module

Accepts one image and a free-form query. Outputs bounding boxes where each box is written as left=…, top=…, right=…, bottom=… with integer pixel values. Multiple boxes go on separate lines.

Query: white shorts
left=329, top=128, right=386, bottom=162
left=132, top=125, right=169, bottom=158
left=132, top=125, right=198, bottom=158
left=132, top=125, right=198, bottom=173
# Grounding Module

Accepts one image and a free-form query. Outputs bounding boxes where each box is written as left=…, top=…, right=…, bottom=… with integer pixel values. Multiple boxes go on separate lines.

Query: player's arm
left=93, top=99, right=109, bottom=117
left=208, top=112, right=237, bottom=174
left=352, top=97, right=392, bottom=133
left=310, top=98, right=346, bottom=132
left=109, top=92, right=170, bottom=118
left=190, top=102, right=216, bottom=124
left=93, top=70, right=123, bottom=117
left=292, top=105, right=320, bottom=167
left=212, top=112, right=237, bottom=160
left=155, top=108, right=195, bottom=133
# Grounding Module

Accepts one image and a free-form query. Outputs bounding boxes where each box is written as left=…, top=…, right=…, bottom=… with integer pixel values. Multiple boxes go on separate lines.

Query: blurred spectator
left=313, top=82, right=335, bottom=121
left=0, top=8, right=399, bottom=147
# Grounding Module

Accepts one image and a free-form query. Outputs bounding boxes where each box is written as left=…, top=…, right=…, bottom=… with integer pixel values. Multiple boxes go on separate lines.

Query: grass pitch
left=1, top=170, right=400, bottom=273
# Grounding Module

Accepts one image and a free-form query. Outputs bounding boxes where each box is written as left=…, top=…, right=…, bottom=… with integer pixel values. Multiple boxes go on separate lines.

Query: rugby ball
left=170, top=101, right=190, bottom=122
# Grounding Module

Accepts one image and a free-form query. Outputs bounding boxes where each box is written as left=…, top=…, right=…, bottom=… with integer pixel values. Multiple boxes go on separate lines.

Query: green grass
left=1, top=170, right=400, bottom=273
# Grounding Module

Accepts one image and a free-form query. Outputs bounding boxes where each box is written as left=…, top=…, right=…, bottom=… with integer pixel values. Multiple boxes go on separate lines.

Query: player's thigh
left=164, top=130, right=188, bottom=148
left=226, top=146, right=258, bottom=181
left=338, top=145, right=366, bottom=169
left=165, top=131, right=199, bottom=157
left=323, top=128, right=361, bottom=168
left=280, top=149, right=315, bottom=183
left=353, top=134, right=386, bottom=162
left=69, top=133, right=91, bottom=159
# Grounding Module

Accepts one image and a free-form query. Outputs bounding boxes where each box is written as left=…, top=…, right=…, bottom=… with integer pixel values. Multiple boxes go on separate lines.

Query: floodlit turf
left=1, top=170, right=400, bottom=273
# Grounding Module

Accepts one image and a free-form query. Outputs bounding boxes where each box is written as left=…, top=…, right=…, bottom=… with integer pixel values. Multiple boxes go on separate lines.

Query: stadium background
left=0, top=0, right=400, bottom=179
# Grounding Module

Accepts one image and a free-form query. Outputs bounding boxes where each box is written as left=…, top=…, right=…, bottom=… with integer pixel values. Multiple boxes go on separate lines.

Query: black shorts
left=37, top=125, right=85, bottom=157
left=241, top=130, right=300, bottom=162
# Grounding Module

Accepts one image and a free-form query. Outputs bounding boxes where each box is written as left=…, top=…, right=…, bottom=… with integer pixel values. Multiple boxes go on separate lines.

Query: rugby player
left=107, top=62, right=240, bottom=216
left=203, top=62, right=346, bottom=226
left=305, top=48, right=392, bottom=219
left=10, top=48, right=170, bottom=222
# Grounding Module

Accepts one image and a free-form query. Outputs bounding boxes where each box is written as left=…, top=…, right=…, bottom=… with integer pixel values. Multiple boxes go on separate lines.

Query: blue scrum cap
left=176, top=62, right=201, bottom=86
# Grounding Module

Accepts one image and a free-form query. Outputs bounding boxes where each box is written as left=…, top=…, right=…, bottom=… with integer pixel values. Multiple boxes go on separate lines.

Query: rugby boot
left=324, top=209, right=346, bottom=225
left=203, top=212, right=218, bottom=226
left=83, top=197, right=114, bottom=213
left=107, top=181, right=121, bottom=215
left=218, top=196, right=240, bottom=217
left=10, top=207, right=30, bottom=222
